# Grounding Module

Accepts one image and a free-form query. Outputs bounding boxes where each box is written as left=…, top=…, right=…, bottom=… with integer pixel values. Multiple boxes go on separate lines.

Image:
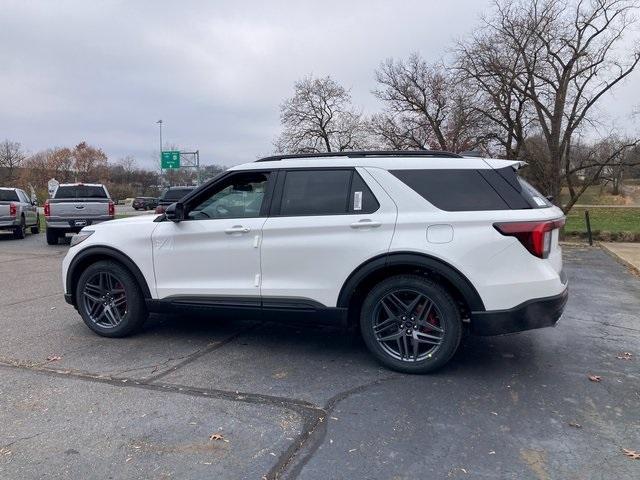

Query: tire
left=13, top=216, right=26, bottom=239
left=360, top=275, right=462, bottom=374
left=75, top=260, right=148, bottom=337
left=46, top=228, right=59, bottom=245
left=31, top=216, right=40, bottom=234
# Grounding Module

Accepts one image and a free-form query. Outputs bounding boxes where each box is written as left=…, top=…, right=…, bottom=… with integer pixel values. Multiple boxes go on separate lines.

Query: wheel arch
left=66, top=246, right=152, bottom=306
left=337, top=252, right=485, bottom=325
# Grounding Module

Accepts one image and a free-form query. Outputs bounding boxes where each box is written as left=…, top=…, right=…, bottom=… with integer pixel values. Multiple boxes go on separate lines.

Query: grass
left=564, top=207, right=640, bottom=234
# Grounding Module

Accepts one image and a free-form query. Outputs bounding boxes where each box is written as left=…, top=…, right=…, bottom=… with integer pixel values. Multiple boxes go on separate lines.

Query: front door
left=152, top=171, right=272, bottom=301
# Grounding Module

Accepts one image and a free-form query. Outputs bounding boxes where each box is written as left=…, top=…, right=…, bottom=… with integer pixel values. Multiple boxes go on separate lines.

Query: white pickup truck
left=0, top=187, right=40, bottom=239
left=45, top=183, right=114, bottom=245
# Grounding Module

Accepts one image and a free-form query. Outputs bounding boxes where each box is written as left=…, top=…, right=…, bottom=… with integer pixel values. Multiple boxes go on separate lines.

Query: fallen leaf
left=488, top=450, right=496, bottom=455
left=622, top=449, right=640, bottom=460
left=46, top=355, right=62, bottom=362
left=348, top=448, right=357, bottom=453
left=588, top=375, right=602, bottom=382
left=0, top=448, right=11, bottom=455
left=125, top=457, right=132, bottom=463
left=568, top=421, right=582, bottom=429
left=209, top=433, right=229, bottom=443
left=616, top=352, right=633, bottom=360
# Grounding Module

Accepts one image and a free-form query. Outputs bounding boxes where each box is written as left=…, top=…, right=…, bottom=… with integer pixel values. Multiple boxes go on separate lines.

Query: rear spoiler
left=481, top=158, right=527, bottom=170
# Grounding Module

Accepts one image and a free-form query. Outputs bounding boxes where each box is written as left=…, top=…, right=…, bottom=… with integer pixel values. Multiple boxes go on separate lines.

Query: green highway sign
left=161, top=151, right=181, bottom=169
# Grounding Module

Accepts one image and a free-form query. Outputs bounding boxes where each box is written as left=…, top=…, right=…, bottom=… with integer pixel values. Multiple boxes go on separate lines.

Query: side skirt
left=145, top=296, right=348, bottom=326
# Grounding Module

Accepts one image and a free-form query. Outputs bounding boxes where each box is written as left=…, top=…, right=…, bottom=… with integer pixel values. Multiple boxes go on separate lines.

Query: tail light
left=494, top=217, right=565, bottom=259
left=108, top=200, right=115, bottom=217
left=9, top=203, right=17, bottom=217
left=44, top=200, right=50, bottom=217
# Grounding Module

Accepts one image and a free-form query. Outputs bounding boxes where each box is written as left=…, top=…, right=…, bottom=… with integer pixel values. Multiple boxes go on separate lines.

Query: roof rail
left=255, top=150, right=462, bottom=162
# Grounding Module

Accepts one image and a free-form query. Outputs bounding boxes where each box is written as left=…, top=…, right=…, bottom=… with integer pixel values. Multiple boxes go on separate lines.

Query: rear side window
left=54, top=185, right=107, bottom=199
left=391, top=168, right=550, bottom=211
left=391, top=169, right=509, bottom=211
left=0, top=190, right=19, bottom=202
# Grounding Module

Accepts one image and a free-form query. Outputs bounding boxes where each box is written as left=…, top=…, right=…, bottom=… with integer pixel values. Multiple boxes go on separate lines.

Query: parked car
left=45, top=183, right=114, bottom=245
left=155, top=186, right=195, bottom=214
left=132, top=197, right=158, bottom=211
left=0, top=187, right=40, bottom=239
left=62, top=151, right=568, bottom=373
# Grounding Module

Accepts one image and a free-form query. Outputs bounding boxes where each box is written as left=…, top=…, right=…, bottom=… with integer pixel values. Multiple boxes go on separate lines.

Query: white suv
left=62, top=151, right=568, bottom=373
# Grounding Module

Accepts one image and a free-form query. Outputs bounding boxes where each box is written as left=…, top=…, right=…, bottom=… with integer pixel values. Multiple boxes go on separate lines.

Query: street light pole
left=156, top=119, right=163, bottom=155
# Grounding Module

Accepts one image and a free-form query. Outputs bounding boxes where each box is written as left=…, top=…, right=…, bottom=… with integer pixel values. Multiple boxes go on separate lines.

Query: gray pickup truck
left=45, top=183, right=114, bottom=245
left=0, top=187, right=40, bottom=239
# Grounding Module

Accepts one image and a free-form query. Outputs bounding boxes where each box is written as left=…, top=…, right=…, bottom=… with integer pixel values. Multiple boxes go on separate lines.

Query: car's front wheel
left=76, top=260, right=148, bottom=337
left=360, top=275, right=462, bottom=374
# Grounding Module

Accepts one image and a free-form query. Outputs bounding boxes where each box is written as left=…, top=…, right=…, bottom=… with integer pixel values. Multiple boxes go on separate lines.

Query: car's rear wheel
left=13, top=217, right=26, bottom=239
left=360, top=275, right=462, bottom=374
left=45, top=228, right=59, bottom=245
left=76, top=260, right=148, bottom=337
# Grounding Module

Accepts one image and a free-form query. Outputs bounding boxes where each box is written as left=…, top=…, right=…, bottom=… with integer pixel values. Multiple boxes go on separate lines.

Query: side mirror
left=165, top=202, right=184, bottom=222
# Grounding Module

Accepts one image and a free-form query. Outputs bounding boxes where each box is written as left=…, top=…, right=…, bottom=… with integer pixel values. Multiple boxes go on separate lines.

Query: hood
left=89, top=214, right=159, bottom=229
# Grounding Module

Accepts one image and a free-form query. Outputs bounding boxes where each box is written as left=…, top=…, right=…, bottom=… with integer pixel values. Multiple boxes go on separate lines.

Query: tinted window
left=391, top=169, right=510, bottom=211
left=161, top=188, right=194, bottom=202
left=280, top=170, right=352, bottom=216
left=0, top=190, right=19, bottom=202
left=350, top=172, right=379, bottom=214
left=188, top=172, right=269, bottom=219
left=54, top=185, right=107, bottom=199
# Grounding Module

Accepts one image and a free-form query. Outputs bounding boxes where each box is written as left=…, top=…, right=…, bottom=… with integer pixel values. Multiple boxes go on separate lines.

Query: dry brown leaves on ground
left=616, top=352, right=633, bottom=360
left=622, top=449, right=640, bottom=460
left=209, top=433, right=229, bottom=443
left=588, top=375, right=602, bottom=382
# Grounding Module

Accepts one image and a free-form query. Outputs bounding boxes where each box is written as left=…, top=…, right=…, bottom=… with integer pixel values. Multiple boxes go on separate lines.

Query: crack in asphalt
left=145, top=323, right=260, bottom=382
left=274, top=375, right=401, bottom=480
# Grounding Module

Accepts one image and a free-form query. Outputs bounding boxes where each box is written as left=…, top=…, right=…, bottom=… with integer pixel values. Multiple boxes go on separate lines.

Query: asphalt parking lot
left=0, top=232, right=638, bottom=479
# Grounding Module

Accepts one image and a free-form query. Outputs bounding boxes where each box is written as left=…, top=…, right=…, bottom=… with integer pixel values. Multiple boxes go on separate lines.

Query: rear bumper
left=0, top=219, right=19, bottom=229
left=46, top=217, right=113, bottom=230
left=471, top=287, right=568, bottom=336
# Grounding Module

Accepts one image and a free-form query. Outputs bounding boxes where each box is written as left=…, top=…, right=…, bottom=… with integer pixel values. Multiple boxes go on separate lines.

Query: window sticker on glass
left=532, top=196, right=547, bottom=207
left=354, top=191, right=363, bottom=211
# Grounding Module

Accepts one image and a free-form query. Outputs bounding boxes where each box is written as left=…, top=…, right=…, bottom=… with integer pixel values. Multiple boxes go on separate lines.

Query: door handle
left=225, top=225, right=251, bottom=234
left=350, top=219, right=382, bottom=229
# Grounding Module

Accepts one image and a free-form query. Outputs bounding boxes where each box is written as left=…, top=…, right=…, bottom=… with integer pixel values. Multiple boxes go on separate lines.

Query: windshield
left=54, top=185, right=108, bottom=199
left=0, top=190, right=19, bottom=202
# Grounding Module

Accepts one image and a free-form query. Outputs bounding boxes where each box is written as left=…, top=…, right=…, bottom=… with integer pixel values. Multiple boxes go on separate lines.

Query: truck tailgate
left=48, top=199, right=110, bottom=218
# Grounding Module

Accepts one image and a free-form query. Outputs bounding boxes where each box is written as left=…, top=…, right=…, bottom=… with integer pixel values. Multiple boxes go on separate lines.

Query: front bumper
left=471, top=287, right=568, bottom=336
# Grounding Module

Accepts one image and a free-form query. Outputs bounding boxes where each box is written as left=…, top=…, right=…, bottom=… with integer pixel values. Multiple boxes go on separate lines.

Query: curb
left=599, top=242, right=640, bottom=276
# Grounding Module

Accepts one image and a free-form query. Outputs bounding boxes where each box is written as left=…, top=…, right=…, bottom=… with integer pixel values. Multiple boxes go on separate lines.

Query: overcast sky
left=1, top=0, right=639, bottom=169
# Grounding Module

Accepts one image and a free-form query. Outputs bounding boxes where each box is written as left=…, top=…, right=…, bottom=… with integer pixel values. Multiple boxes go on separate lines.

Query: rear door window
left=279, top=169, right=352, bottom=216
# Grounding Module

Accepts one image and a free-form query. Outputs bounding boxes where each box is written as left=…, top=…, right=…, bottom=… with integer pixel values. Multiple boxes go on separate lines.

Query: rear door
left=260, top=167, right=397, bottom=307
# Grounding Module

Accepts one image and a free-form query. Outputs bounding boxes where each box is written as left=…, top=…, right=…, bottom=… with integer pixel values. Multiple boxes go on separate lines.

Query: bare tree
left=275, top=75, right=368, bottom=153
left=472, top=0, right=640, bottom=209
left=456, top=27, right=533, bottom=158
left=373, top=55, right=488, bottom=153
left=0, top=140, right=26, bottom=182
